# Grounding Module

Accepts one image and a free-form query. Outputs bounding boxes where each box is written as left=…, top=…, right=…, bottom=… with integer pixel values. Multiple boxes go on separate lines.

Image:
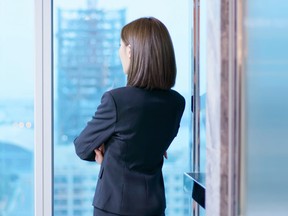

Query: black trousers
left=93, top=207, right=165, bottom=216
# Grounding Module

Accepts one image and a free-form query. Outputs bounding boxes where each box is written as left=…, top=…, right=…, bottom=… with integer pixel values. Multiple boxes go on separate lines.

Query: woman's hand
left=164, top=151, right=168, bottom=159
left=94, top=144, right=105, bottom=164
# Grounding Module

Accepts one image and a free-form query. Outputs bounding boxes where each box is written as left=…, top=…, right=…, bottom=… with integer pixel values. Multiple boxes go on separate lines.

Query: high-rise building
left=55, top=8, right=126, bottom=145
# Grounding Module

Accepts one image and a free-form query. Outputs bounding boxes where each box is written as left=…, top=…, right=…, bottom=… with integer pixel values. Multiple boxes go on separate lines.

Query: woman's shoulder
left=106, top=87, right=185, bottom=104
left=108, top=86, right=135, bottom=95
left=169, top=89, right=185, bottom=103
left=104, top=86, right=137, bottom=100
left=169, top=88, right=184, bottom=97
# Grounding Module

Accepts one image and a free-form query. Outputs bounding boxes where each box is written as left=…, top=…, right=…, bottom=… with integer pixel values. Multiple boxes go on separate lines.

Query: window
left=0, top=1, right=35, bottom=215
left=53, top=0, right=192, bottom=216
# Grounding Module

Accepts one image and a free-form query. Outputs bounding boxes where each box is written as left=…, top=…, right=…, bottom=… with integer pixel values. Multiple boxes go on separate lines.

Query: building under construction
left=55, top=8, right=126, bottom=145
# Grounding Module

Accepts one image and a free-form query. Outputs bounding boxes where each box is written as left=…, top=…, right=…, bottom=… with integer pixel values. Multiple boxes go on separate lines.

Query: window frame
left=35, top=0, right=53, bottom=215
left=34, top=1, right=194, bottom=215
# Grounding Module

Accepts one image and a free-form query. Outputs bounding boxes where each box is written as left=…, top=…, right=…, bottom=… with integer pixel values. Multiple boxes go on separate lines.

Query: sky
left=0, top=0, right=35, bottom=100
left=0, top=0, right=208, bottom=100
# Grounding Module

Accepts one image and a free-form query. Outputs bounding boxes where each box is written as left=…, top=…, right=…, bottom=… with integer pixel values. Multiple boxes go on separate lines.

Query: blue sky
left=0, top=0, right=35, bottom=99
left=0, top=0, right=194, bottom=99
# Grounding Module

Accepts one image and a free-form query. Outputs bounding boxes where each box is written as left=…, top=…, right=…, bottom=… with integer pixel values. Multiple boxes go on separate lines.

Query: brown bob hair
left=121, top=17, right=176, bottom=90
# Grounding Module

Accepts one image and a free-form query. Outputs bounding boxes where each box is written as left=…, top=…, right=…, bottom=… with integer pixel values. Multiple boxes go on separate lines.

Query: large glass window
left=0, top=1, right=35, bottom=215
left=53, top=0, right=192, bottom=215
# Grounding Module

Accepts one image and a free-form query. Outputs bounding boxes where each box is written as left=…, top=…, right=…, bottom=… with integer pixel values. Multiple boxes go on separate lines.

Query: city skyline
left=1, top=1, right=193, bottom=215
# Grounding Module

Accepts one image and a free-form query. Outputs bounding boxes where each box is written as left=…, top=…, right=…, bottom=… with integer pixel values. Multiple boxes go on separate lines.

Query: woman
left=74, top=17, right=185, bottom=216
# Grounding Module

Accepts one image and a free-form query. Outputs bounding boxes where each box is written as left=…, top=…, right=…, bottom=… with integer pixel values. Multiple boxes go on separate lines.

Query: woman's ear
left=127, top=44, right=131, bottom=59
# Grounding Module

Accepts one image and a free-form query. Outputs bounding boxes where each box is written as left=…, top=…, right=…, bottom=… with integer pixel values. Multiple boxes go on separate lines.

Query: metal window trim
left=35, top=0, right=53, bottom=215
left=193, top=0, right=200, bottom=175
left=237, top=0, right=246, bottom=215
left=192, top=0, right=201, bottom=215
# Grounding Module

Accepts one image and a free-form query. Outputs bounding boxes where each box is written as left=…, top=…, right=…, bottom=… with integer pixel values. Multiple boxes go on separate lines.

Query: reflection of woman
left=74, top=17, right=185, bottom=216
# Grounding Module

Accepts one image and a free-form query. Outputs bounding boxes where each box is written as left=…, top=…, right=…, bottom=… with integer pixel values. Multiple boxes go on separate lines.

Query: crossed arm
left=94, top=144, right=168, bottom=164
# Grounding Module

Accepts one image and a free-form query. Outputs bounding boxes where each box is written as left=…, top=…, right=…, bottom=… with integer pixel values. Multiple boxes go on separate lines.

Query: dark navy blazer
left=74, top=86, right=185, bottom=216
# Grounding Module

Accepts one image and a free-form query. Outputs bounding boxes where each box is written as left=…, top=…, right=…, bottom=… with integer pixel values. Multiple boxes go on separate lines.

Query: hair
left=121, top=17, right=176, bottom=90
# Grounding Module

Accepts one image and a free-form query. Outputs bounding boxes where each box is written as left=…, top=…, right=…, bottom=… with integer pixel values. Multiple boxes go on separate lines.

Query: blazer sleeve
left=73, top=91, right=117, bottom=161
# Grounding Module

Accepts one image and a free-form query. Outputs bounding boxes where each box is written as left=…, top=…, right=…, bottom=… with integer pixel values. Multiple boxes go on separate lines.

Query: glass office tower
left=54, top=7, right=127, bottom=216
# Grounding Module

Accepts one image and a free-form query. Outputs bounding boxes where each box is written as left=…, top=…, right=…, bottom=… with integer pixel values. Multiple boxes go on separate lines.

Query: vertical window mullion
left=35, top=0, right=53, bottom=215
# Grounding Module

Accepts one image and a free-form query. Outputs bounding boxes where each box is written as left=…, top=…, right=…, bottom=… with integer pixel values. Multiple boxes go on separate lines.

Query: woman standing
left=74, top=17, right=185, bottom=216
